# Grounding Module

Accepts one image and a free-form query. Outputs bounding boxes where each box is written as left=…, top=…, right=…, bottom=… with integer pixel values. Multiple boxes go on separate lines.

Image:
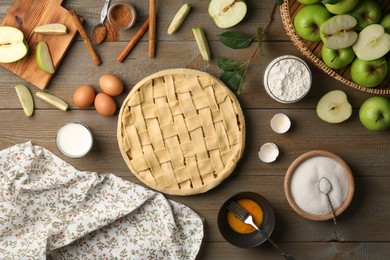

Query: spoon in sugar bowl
left=91, top=0, right=111, bottom=44
left=318, top=177, right=344, bottom=242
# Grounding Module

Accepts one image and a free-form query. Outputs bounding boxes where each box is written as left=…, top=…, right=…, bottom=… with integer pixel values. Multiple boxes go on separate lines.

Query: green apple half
left=294, top=4, right=332, bottom=42
left=359, top=96, right=390, bottom=131
left=321, top=45, right=355, bottom=69
left=208, top=0, right=247, bottom=29
left=0, top=26, right=28, bottom=63
left=316, top=90, right=352, bottom=123
left=320, top=14, right=358, bottom=49
left=350, top=0, right=381, bottom=31
left=325, top=0, right=359, bottom=15
left=352, top=24, right=390, bottom=61
left=351, top=57, right=388, bottom=88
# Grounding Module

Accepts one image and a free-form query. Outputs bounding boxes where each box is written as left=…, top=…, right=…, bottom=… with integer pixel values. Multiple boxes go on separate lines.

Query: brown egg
left=73, top=85, right=96, bottom=108
left=99, top=74, right=124, bottom=96
left=94, top=93, right=116, bottom=116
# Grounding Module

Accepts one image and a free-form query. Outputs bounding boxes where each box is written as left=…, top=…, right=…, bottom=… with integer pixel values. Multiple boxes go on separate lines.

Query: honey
left=227, top=199, right=263, bottom=234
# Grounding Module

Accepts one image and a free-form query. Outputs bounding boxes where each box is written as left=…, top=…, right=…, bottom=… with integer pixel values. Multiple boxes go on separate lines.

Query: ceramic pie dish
left=280, top=0, right=390, bottom=95
left=117, top=69, right=245, bottom=196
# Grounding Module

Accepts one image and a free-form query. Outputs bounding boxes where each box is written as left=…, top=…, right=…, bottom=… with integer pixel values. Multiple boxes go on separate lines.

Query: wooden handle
left=69, top=10, right=101, bottom=66
left=149, top=0, right=156, bottom=58
left=117, top=18, right=150, bottom=62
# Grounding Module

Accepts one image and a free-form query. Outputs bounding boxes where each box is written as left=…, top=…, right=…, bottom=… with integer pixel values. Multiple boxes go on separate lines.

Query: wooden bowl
left=218, top=192, right=275, bottom=248
left=280, top=0, right=390, bottom=95
left=284, top=150, right=354, bottom=221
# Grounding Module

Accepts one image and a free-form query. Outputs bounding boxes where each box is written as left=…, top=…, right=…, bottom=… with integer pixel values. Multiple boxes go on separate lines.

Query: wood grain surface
left=0, top=0, right=389, bottom=259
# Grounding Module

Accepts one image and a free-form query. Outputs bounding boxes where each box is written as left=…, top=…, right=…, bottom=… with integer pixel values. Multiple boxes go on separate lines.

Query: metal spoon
left=318, top=177, right=344, bottom=242
left=91, top=0, right=111, bottom=44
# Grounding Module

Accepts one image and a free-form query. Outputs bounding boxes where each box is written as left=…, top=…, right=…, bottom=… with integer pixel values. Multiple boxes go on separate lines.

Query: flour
left=290, top=156, right=349, bottom=215
left=264, top=55, right=311, bottom=103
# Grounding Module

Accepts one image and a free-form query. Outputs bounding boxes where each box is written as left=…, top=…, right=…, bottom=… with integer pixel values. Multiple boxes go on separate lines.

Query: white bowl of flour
left=284, top=150, right=354, bottom=221
left=263, top=55, right=312, bottom=103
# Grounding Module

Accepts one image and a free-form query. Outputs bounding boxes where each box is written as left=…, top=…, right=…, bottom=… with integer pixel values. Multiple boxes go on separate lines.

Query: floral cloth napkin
left=0, top=142, right=204, bottom=259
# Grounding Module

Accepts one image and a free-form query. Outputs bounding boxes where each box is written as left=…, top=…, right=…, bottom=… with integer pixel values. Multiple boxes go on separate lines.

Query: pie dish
left=117, top=69, right=245, bottom=195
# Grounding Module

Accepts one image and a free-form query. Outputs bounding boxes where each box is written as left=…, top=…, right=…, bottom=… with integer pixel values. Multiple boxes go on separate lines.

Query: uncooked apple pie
left=117, top=69, right=245, bottom=195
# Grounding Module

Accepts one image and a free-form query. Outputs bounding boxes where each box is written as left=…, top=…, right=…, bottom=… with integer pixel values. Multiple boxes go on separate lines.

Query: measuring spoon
left=91, top=0, right=111, bottom=44
left=318, top=177, right=344, bottom=242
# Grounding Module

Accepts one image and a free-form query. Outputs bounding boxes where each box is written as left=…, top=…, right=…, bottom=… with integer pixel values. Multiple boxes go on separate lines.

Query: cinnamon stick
left=69, top=10, right=101, bottom=66
left=149, top=0, right=156, bottom=58
left=117, top=18, right=150, bottom=62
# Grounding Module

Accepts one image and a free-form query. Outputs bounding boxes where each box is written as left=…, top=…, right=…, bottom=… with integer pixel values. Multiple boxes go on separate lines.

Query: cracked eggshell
left=258, top=143, right=279, bottom=163
left=270, top=113, right=291, bottom=134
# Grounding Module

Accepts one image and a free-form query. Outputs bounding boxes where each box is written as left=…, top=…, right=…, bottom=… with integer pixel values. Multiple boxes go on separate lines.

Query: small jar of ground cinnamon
left=108, top=2, right=137, bottom=30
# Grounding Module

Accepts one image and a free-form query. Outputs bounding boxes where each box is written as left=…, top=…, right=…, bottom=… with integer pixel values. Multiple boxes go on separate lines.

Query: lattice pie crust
left=117, top=69, right=245, bottom=195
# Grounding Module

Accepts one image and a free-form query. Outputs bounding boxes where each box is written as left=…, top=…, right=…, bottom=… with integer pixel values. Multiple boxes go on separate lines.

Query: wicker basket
left=280, top=0, right=390, bottom=95
left=117, top=69, right=245, bottom=196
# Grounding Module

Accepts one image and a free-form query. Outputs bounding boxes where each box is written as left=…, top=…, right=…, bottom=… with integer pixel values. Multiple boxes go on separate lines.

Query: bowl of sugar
left=284, top=150, right=354, bottom=221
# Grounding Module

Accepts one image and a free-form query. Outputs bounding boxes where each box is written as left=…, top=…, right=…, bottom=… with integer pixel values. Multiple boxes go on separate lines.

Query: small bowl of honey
left=218, top=192, right=275, bottom=248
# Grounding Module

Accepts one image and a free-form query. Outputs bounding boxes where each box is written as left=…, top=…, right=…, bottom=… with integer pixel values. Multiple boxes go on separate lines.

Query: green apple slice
left=36, top=91, right=68, bottom=111
left=0, top=26, right=29, bottom=63
left=33, top=23, right=67, bottom=35
left=316, top=90, right=352, bottom=123
left=320, top=14, right=358, bottom=49
left=192, top=27, right=211, bottom=61
left=208, top=0, right=247, bottom=29
left=15, top=84, right=34, bottom=117
left=352, top=24, right=390, bottom=61
left=167, top=4, right=191, bottom=35
left=36, top=41, right=55, bottom=74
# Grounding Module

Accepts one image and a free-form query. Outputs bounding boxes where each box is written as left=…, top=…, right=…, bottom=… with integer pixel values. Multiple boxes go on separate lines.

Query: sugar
left=290, top=156, right=349, bottom=215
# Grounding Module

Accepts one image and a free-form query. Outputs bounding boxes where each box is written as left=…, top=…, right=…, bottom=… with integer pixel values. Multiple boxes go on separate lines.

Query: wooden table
left=1, top=0, right=389, bottom=259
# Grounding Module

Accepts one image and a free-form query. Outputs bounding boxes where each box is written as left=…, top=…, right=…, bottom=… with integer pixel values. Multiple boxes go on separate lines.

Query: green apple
left=36, top=41, right=55, bottom=74
left=15, top=84, right=34, bottom=117
left=388, top=57, right=390, bottom=77
left=321, top=45, right=355, bottom=69
left=325, top=0, right=359, bottom=15
left=0, top=26, right=28, bottom=63
left=294, top=4, right=332, bottom=42
left=316, top=90, right=352, bottom=123
left=351, top=57, right=388, bottom=87
left=297, top=0, right=320, bottom=4
left=359, top=96, right=390, bottom=131
left=352, top=24, right=390, bottom=61
left=380, top=14, right=390, bottom=34
left=208, top=0, right=247, bottom=29
left=350, top=0, right=381, bottom=31
left=320, top=14, right=358, bottom=49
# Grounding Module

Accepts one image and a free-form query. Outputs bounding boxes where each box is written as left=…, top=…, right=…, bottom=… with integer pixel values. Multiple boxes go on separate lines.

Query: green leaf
left=321, top=0, right=341, bottom=4
left=276, top=0, right=283, bottom=5
left=219, top=31, right=252, bottom=49
left=220, top=71, right=244, bottom=93
left=216, top=57, right=243, bottom=71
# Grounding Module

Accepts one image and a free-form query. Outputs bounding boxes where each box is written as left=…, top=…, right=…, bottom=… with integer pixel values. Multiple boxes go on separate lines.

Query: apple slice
left=352, top=24, right=390, bottom=61
left=0, top=26, right=28, bottom=63
left=208, top=0, right=247, bottom=29
left=320, top=14, right=358, bottom=49
left=15, top=84, right=34, bottom=117
left=36, top=41, right=55, bottom=74
left=33, top=23, right=67, bottom=35
left=316, top=90, right=352, bottom=123
left=192, top=27, right=211, bottom=61
left=36, top=91, right=68, bottom=111
left=167, top=4, right=191, bottom=35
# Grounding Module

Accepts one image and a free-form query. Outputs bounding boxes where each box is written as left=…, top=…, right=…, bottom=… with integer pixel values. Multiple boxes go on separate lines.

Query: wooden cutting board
left=0, top=0, right=78, bottom=89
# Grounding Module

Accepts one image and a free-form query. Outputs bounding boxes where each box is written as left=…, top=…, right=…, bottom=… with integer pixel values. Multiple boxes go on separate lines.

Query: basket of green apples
left=280, top=0, right=390, bottom=94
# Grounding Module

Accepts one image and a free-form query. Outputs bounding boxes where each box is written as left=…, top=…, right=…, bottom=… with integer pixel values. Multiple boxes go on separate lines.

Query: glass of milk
left=56, top=123, right=93, bottom=158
